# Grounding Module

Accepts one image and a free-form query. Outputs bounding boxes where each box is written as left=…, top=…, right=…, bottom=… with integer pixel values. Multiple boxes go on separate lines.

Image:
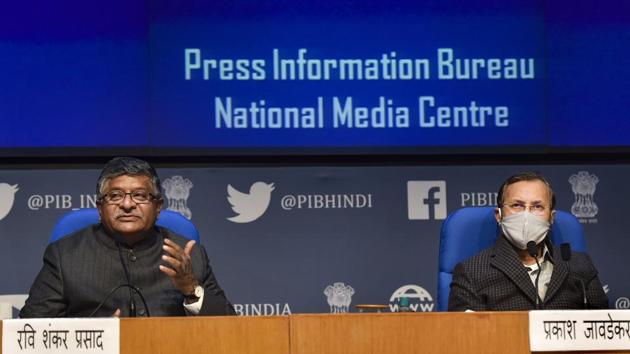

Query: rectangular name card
left=529, top=309, right=630, bottom=351
left=2, top=318, right=119, bottom=354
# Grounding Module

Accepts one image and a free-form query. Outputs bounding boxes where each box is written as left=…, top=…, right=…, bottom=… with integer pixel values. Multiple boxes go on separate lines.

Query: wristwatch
left=185, top=285, right=204, bottom=302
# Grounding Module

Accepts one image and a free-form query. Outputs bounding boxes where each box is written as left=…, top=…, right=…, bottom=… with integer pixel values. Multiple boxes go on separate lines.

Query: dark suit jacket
left=20, top=225, right=235, bottom=317
left=448, top=235, right=608, bottom=311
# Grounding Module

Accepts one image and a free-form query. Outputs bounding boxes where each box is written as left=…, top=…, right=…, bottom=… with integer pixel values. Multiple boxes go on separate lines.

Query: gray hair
left=96, top=157, right=162, bottom=199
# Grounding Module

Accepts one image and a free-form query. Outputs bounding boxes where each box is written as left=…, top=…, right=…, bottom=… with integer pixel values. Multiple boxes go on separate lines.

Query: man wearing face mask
left=448, top=172, right=608, bottom=311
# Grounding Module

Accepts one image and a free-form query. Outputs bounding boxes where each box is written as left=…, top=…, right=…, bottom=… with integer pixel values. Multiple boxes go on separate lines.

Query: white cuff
left=182, top=288, right=204, bottom=315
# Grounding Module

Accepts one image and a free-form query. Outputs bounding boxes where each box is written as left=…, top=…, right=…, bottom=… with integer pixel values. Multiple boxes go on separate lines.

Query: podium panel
left=290, top=312, right=630, bottom=354
left=120, top=316, right=288, bottom=354
left=3, top=313, right=629, bottom=353
left=290, top=312, right=529, bottom=354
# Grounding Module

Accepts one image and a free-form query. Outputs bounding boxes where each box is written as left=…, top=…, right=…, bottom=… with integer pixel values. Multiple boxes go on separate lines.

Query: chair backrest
left=49, top=208, right=200, bottom=243
left=437, top=206, right=586, bottom=311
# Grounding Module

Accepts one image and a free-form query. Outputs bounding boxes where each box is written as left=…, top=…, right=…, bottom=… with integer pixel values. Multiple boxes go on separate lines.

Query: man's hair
left=96, top=157, right=162, bottom=198
left=497, top=171, right=556, bottom=210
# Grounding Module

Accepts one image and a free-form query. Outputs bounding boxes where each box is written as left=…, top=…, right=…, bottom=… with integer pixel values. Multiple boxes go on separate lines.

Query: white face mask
left=499, top=210, right=551, bottom=250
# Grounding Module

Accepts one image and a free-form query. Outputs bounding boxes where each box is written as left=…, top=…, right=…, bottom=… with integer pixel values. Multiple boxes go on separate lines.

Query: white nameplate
left=2, top=318, right=119, bottom=354
left=529, top=310, right=630, bottom=351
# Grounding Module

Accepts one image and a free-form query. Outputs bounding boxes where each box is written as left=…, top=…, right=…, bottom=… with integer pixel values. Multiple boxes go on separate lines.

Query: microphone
left=560, top=243, right=588, bottom=309
left=88, top=284, right=151, bottom=317
left=560, top=243, right=571, bottom=262
left=117, top=244, right=140, bottom=317
left=527, top=241, right=543, bottom=309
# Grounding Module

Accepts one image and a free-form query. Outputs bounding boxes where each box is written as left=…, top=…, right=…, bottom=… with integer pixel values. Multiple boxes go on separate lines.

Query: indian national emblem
left=162, top=176, right=194, bottom=220
left=568, top=171, right=599, bottom=218
left=324, top=282, right=355, bottom=313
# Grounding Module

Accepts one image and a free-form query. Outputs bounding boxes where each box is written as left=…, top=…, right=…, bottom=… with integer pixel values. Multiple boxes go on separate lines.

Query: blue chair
left=49, top=208, right=200, bottom=243
left=437, top=206, right=586, bottom=312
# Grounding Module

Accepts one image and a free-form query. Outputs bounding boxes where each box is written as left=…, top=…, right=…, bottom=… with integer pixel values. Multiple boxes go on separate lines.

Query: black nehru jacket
left=21, top=225, right=235, bottom=317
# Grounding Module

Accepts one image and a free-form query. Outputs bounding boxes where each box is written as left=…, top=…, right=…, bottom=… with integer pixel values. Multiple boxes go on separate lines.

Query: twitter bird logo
left=0, top=183, right=19, bottom=221
left=227, top=182, right=275, bottom=223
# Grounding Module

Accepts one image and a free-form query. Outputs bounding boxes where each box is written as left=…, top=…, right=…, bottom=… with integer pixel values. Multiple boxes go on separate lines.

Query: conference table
left=1, top=312, right=628, bottom=353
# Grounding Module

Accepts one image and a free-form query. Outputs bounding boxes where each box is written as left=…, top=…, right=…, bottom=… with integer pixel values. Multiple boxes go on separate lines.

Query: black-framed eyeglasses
left=99, top=190, right=158, bottom=205
left=504, top=202, right=549, bottom=216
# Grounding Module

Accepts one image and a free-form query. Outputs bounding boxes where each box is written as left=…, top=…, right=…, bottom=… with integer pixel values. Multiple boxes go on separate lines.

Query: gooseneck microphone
left=88, top=284, right=150, bottom=317
left=527, top=241, right=543, bottom=310
left=560, top=243, right=588, bottom=309
left=560, top=243, right=571, bottom=263
left=88, top=242, right=152, bottom=318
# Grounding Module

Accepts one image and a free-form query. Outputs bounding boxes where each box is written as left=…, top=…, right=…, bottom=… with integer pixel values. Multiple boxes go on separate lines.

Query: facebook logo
left=407, top=181, right=447, bottom=220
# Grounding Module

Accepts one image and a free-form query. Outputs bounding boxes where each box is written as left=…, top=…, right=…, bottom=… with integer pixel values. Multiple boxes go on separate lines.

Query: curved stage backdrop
left=0, top=164, right=626, bottom=316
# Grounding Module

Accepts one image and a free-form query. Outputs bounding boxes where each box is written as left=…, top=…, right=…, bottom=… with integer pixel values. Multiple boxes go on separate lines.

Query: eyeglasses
left=504, top=202, right=549, bottom=216
left=100, top=190, right=157, bottom=205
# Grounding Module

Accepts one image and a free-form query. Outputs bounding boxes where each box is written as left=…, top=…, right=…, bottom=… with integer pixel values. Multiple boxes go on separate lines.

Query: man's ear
left=494, top=207, right=502, bottom=224
left=550, top=209, right=556, bottom=224
left=156, top=198, right=164, bottom=211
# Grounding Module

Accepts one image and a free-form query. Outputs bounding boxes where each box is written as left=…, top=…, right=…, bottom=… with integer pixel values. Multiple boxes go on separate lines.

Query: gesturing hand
left=159, top=238, right=199, bottom=295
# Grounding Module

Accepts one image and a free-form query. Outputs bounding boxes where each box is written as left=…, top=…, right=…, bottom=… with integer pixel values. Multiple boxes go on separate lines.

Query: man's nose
left=119, top=194, right=137, bottom=209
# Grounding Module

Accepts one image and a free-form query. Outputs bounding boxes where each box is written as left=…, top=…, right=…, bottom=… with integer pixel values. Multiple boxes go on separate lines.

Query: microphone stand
left=561, top=243, right=588, bottom=309
left=118, top=243, right=137, bottom=317
left=527, top=241, right=543, bottom=310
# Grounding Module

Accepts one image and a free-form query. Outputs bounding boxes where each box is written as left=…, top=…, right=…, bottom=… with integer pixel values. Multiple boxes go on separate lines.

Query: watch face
left=194, top=285, right=203, bottom=298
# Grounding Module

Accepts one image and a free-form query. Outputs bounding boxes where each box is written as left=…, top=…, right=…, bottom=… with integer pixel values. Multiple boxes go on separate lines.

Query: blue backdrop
left=0, top=164, right=626, bottom=316
left=1, top=0, right=629, bottom=153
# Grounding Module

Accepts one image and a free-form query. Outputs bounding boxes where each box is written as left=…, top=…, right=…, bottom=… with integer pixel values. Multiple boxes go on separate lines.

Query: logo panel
left=407, top=181, right=447, bottom=220
left=389, top=284, right=435, bottom=312
left=163, top=176, right=194, bottom=219
left=323, top=282, right=355, bottom=313
left=233, top=303, right=291, bottom=316
left=616, top=297, right=630, bottom=309
left=227, top=182, right=275, bottom=223
left=0, top=183, right=19, bottom=221
left=569, top=171, right=599, bottom=221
